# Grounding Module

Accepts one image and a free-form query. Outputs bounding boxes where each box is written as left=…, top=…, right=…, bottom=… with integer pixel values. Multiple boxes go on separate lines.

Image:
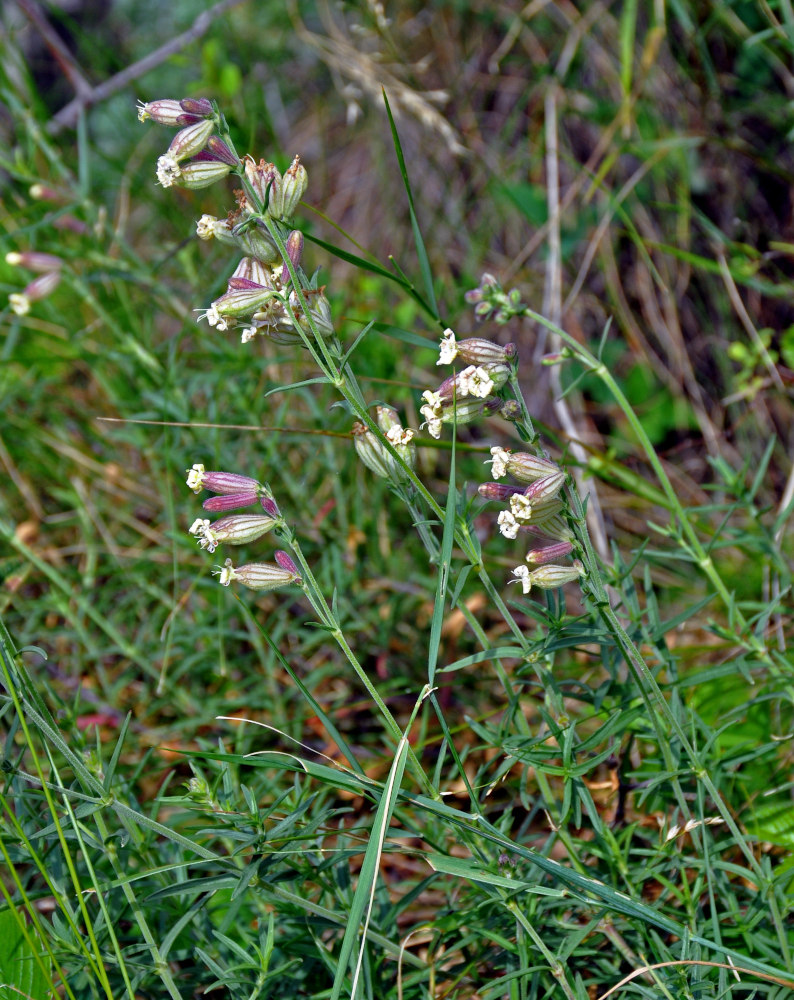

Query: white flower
left=386, top=425, right=415, bottom=446
left=497, top=510, right=520, bottom=539
left=488, top=446, right=511, bottom=480
left=196, top=303, right=229, bottom=331
left=510, top=565, right=531, bottom=593
left=437, top=328, right=457, bottom=365
left=217, top=558, right=236, bottom=586
left=421, top=389, right=444, bottom=415
left=458, top=365, right=494, bottom=399
left=9, top=293, right=30, bottom=316
left=156, top=153, right=181, bottom=188
left=509, top=493, right=533, bottom=522
left=189, top=518, right=219, bottom=553
left=423, top=415, right=442, bottom=439
left=196, top=214, right=221, bottom=240
left=241, top=325, right=258, bottom=343
left=186, top=463, right=206, bottom=493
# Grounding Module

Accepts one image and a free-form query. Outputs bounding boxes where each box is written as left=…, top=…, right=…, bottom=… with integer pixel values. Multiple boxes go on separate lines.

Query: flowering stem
left=507, top=372, right=538, bottom=443
left=275, top=523, right=435, bottom=796
left=521, top=306, right=768, bottom=659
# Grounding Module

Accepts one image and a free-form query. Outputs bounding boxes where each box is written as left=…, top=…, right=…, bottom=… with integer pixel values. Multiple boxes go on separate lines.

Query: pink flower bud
left=5, top=251, right=63, bottom=272
left=138, top=99, right=189, bottom=126
left=9, top=271, right=61, bottom=315
left=202, top=137, right=239, bottom=166
left=281, top=230, right=304, bottom=282
left=525, top=541, right=573, bottom=565
left=478, top=483, right=524, bottom=502
left=186, top=464, right=262, bottom=495
left=202, top=492, right=261, bottom=512
left=232, top=257, right=272, bottom=286
left=260, top=497, right=281, bottom=517
left=29, top=184, right=65, bottom=202
left=274, top=551, right=300, bottom=576
left=179, top=97, right=214, bottom=117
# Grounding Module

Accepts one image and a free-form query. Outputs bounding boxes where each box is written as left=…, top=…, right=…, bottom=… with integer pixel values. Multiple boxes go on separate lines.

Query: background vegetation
left=1, top=0, right=793, bottom=997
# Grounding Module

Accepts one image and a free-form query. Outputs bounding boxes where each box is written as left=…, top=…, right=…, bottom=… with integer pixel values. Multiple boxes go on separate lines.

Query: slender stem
left=277, top=525, right=435, bottom=797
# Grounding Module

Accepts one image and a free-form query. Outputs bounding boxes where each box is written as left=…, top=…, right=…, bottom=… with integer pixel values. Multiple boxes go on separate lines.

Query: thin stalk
left=276, top=525, right=435, bottom=797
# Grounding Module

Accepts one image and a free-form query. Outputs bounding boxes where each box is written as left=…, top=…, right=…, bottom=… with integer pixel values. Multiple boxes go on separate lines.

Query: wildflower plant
left=128, top=91, right=794, bottom=998
left=2, top=8, right=794, bottom=997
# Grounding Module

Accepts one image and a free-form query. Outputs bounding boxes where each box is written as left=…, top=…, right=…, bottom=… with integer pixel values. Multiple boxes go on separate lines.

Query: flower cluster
left=352, top=406, right=416, bottom=484
left=139, top=96, right=321, bottom=347
left=6, top=250, right=64, bottom=316
left=185, top=464, right=301, bottom=592
left=465, top=272, right=527, bottom=325
left=418, top=329, right=515, bottom=439
left=480, top=447, right=583, bottom=594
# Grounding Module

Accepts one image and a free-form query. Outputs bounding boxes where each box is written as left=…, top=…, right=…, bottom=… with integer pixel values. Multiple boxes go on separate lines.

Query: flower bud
left=260, top=497, right=281, bottom=517
left=464, top=272, right=498, bottom=304
left=487, top=446, right=561, bottom=483
left=500, top=400, right=522, bottom=422
left=238, top=225, right=280, bottom=264
left=231, top=256, right=271, bottom=285
left=520, top=515, right=573, bottom=542
left=138, top=99, right=193, bottom=126
left=29, top=184, right=65, bottom=202
left=274, top=550, right=300, bottom=576
left=523, top=471, right=566, bottom=503
left=478, top=483, right=524, bottom=502
left=175, top=159, right=233, bottom=190
left=437, top=329, right=517, bottom=367
left=167, top=119, right=216, bottom=162
left=525, top=541, right=574, bottom=565
left=541, top=349, right=573, bottom=365
left=352, top=417, right=416, bottom=483
left=215, top=558, right=301, bottom=591
left=204, top=136, right=239, bottom=166
left=5, top=251, right=63, bottom=272
left=210, top=283, right=279, bottom=319
left=8, top=271, right=61, bottom=315
left=179, top=97, right=214, bottom=117
left=511, top=560, right=584, bottom=594
left=281, top=230, right=304, bottom=283
left=186, top=465, right=262, bottom=495
left=189, top=514, right=278, bottom=553
left=291, top=289, right=334, bottom=337
left=244, top=158, right=282, bottom=213
left=202, top=492, right=261, bottom=512
left=277, top=155, right=308, bottom=219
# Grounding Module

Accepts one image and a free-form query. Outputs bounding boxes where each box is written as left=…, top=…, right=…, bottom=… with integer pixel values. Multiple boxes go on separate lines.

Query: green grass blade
left=382, top=90, right=439, bottom=319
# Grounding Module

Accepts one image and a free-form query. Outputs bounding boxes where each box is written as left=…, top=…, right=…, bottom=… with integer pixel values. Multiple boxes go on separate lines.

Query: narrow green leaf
left=330, top=737, right=409, bottom=1000
left=382, top=90, right=439, bottom=318
left=427, top=423, right=456, bottom=687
